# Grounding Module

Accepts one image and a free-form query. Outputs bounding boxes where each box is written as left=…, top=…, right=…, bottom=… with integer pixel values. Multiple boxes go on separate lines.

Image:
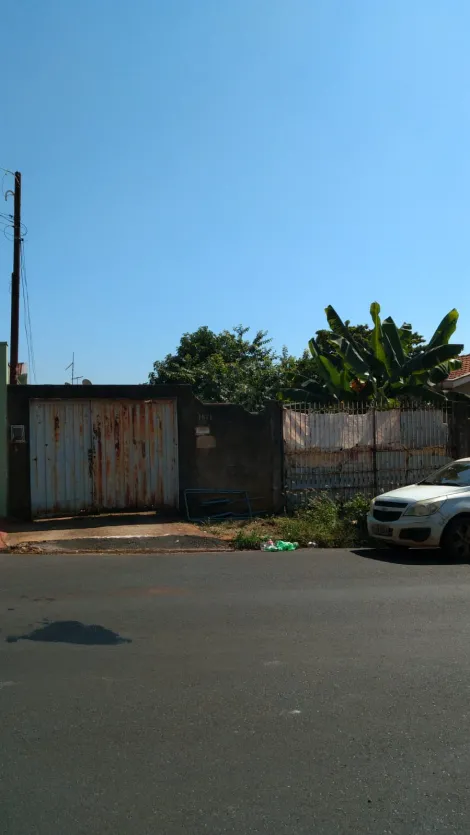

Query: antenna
left=65, top=352, right=83, bottom=385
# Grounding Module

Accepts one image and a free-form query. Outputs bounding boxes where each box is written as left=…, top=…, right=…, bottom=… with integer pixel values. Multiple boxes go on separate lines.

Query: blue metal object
left=184, top=489, right=253, bottom=522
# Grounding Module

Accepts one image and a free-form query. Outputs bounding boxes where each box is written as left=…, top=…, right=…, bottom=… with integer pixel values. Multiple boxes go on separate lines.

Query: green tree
left=282, top=323, right=425, bottom=400
left=286, top=304, right=464, bottom=404
left=148, top=325, right=290, bottom=411
left=315, top=323, right=425, bottom=362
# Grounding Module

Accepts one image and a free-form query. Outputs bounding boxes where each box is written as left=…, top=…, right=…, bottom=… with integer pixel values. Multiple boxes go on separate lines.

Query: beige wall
left=451, top=381, right=470, bottom=396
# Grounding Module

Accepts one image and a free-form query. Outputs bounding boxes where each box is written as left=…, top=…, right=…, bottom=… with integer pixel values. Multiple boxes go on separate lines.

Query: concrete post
left=0, top=343, right=8, bottom=518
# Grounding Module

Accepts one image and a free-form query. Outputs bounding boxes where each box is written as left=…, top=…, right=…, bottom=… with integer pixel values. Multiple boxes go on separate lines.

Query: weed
left=342, top=494, right=371, bottom=538
left=206, top=492, right=372, bottom=550
left=233, top=529, right=264, bottom=550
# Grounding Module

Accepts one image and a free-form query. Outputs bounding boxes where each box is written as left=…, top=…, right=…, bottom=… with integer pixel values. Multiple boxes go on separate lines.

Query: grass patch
left=203, top=493, right=371, bottom=550
left=233, top=529, right=266, bottom=550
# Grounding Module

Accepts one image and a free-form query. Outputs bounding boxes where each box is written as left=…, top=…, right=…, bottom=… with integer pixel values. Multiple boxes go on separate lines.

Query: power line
left=1, top=168, right=14, bottom=201
left=20, top=240, right=37, bottom=383
left=21, top=276, right=32, bottom=378
left=21, top=241, right=37, bottom=383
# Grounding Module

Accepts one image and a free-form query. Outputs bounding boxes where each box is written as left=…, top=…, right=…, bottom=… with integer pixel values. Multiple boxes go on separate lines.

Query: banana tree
left=286, top=304, right=465, bottom=404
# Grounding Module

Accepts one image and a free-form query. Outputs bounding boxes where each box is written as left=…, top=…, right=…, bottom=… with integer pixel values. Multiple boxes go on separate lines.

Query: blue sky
left=1, top=0, right=470, bottom=383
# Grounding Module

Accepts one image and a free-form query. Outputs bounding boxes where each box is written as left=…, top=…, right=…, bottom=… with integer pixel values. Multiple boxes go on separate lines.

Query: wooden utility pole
left=9, top=171, right=22, bottom=385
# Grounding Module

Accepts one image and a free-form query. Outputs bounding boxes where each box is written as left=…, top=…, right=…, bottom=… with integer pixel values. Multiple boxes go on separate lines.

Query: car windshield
left=421, top=461, right=470, bottom=487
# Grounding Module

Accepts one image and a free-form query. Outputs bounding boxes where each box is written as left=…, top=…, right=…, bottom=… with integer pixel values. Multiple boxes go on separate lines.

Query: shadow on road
left=352, top=547, right=468, bottom=566
left=6, top=620, right=131, bottom=645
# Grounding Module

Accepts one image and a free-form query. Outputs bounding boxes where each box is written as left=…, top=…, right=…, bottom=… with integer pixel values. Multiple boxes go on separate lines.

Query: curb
left=7, top=546, right=233, bottom=555
left=1, top=534, right=231, bottom=555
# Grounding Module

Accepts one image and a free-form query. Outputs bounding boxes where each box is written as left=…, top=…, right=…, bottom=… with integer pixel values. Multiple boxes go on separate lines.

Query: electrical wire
left=21, top=248, right=36, bottom=384
left=1, top=169, right=14, bottom=201
left=21, top=241, right=36, bottom=383
left=0, top=210, right=13, bottom=238
left=21, top=276, right=32, bottom=379
left=20, top=240, right=37, bottom=383
left=0, top=212, right=27, bottom=233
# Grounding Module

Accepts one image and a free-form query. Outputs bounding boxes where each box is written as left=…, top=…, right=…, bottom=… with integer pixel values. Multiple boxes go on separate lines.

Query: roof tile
left=447, top=354, right=470, bottom=379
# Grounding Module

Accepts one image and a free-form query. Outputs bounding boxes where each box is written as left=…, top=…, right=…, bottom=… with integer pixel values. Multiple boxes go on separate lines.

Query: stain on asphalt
left=111, top=585, right=189, bottom=597
left=6, top=620, right=131, bottom=645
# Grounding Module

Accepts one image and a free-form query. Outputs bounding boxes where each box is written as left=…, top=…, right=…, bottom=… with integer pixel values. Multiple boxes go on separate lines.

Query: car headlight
left=404, top=502, right=442, bottom=517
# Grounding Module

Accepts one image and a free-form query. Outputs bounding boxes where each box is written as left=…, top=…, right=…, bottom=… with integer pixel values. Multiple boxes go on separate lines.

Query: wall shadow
left=6, top=620, right=131, bottom=645
left=5, top=511, right=180, bottom=535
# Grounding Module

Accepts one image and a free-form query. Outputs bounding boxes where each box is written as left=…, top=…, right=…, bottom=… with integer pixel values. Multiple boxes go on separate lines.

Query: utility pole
left=9, top=171, right=21, bottom=385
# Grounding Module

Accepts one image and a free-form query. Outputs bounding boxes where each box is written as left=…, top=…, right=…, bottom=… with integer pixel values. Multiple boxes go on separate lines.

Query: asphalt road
left=1, top=548, right=470, bottom=835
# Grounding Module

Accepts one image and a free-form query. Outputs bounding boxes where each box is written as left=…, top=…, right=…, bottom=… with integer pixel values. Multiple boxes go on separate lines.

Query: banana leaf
left=381, top=330, right=400, bottom=370
left=382, top=317, right=406, bottom=366
left=427, top=309, right=459, bottom=350
left=324, top=306, right=360, bottom=347
left=281, top=387, right=334, bottom=404
left=395, top=383, right=447, bottom=404
left=318, top=354, right=351, bottom=392
left=428, top=363, right=454, bottom=384
left=369, top=301, right=392, bottom=377
left=308, top=338, right=330, bottom=381
left=403, top=343, right=463, bottom=375
left=327, top=336, right=370, bottom=377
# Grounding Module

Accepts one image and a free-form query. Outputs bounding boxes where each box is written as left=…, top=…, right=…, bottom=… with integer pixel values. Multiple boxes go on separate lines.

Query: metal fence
left=283, top=401, right=455, bottom=507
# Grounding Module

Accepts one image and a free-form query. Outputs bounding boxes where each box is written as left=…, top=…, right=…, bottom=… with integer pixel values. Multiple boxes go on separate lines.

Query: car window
left=421, top=462, right=470, bottom=486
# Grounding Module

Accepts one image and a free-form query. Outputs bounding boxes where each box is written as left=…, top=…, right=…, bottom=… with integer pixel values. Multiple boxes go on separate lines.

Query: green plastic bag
left=261, top=539, right=299, bottom=552
left=275, top=540, right=298, bottom=551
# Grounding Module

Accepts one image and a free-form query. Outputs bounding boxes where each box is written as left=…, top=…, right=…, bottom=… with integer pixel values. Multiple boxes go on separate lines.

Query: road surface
left=1, top=548, right=470, bottom=834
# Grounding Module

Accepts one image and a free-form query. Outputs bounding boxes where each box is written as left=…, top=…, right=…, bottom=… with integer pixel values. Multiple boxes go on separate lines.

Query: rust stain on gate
left=29, top=399, right=179, bottom=517
left=91, top=400, right=178, bottom=512
left=283, top=402, right=452, bottom=507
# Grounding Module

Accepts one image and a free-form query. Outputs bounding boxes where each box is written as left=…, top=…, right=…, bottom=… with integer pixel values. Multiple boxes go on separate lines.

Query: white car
left=367, top=458, right=470, bottom=558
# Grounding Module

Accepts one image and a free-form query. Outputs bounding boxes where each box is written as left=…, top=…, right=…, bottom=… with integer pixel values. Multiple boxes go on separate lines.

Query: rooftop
left=447, top=354, right=470, bottom=380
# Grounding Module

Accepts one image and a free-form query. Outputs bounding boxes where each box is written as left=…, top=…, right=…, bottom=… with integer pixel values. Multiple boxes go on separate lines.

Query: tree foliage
left=285, top=303, right=464, bottom=404
left=147, top=311, right=449, bottom=409
left=148, top=325, right=288, bottom=411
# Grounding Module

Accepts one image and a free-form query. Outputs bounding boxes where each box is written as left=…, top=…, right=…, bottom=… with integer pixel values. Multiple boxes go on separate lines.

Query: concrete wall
left=448, top=402, right=470, bottom=460
left=7, top=385, right=283, bottom=519
left=182, top=399, right=283, bottom=518
left=450, top=381, right=470, bottom=396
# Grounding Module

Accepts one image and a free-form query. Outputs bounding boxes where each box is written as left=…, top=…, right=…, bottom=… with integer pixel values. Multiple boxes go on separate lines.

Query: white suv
left=367, top=458, right=470, bottom=558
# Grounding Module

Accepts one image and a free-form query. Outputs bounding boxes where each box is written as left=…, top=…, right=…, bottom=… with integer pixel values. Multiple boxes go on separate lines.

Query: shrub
left=290, top=492, right=370, bottom=548
left=233, top=529, right=264, bottom=550
left=341, top=494, right=371, bottom=539
left=224, top=492, right=371, bottom=549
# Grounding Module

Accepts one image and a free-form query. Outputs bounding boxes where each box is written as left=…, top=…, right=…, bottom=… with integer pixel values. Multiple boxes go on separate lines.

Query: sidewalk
left=0, top=512, right=230, bottom=554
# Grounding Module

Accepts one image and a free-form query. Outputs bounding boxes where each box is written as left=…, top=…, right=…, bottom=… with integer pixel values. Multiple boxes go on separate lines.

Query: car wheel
left=441, top=515, right=470, bottom=560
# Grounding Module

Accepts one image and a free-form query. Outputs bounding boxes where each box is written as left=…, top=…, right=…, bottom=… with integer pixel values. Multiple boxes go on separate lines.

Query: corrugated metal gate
left=30, top=399, right=178, bottom=517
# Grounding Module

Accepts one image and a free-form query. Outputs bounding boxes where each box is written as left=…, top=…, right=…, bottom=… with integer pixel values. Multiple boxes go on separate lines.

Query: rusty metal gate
left=283, top=401, right=453, bottom=507
left=30, top=399, right=179, bottom=517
